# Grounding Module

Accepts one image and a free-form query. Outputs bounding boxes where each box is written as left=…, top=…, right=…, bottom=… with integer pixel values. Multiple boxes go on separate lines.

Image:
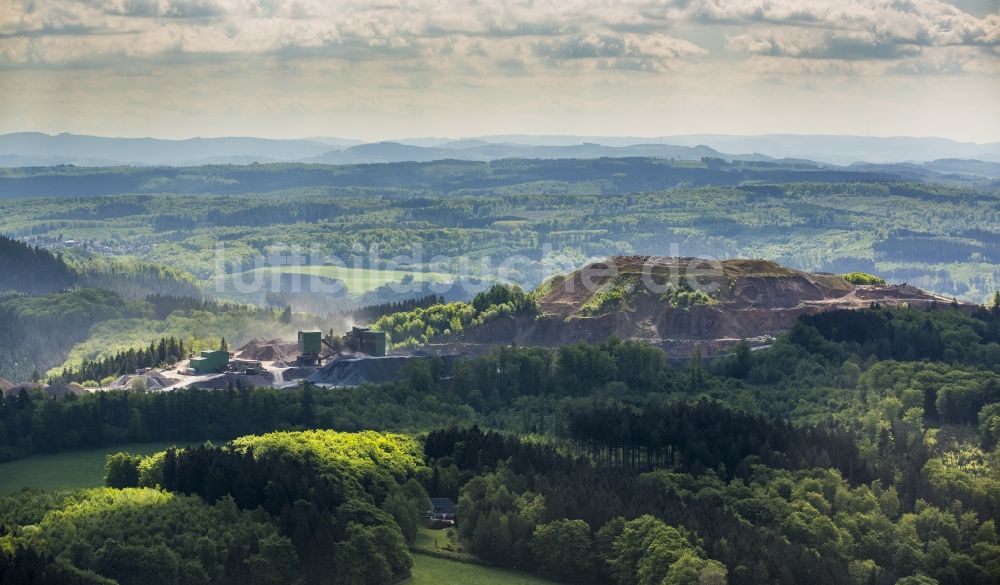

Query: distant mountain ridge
left=657, top=134, right=1000, bottom=165
left=0, top=133, right=335, bottom=167
left=308, top=141, right=754, bottom=164
left=1, top=131, right=999, bottom=168
left=2, top=154, right=996, bottom=201
left=400, top=134, right=1000, bottom=165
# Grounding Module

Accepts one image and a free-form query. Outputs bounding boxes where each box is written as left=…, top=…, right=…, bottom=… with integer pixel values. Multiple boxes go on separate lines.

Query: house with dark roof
left=427, top=497, right=456, bottom=525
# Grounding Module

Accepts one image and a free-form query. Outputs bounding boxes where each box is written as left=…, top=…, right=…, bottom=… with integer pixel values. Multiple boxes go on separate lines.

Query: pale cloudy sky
left=1, top=0, right=998, bottom=142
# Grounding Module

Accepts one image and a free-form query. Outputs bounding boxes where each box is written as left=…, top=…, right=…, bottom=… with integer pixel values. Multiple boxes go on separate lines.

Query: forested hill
left=0, top=235, right=76, bottom=294
left=0, top=159, right=904, bottom=198
left=0, top=234, right=201, bottom=300
left=0, top=235, right=224, bottom=382
left=3, top=304, right=1000, bottom=584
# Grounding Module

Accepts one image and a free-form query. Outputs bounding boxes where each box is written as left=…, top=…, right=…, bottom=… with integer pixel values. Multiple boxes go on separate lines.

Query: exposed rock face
left=456, top=257, right=961, bottom=356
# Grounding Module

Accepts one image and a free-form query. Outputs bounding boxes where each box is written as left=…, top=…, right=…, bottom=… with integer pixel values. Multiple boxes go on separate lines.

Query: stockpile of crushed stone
left=282, top=367, right=318, bottom=381
left=2, top=382, right=46, bottom=397
left=307, top=354, right=462, bottom=387
left=307, top=355, right=418, bottom=387
left=41, top=382, right=88, bottom=398
left=2, top=382, right=86, bottom=398
left=107, top=371, right=179, bottom=391
left=187, top=372, right=276, bottom=390
left=236, top=338, right=298, bottom=362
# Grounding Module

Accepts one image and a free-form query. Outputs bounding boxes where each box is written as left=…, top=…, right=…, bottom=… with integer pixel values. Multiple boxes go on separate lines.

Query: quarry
left=445, top=256, right=966, bottom=357
left=1, top=257, right=969, bottom=397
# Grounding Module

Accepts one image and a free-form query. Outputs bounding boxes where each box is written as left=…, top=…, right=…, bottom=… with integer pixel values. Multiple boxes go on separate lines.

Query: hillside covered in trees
left=0, top=158, right=918, bottom=199
left=0, top=430, right=424, bottom=585
left=0, top=235, right=76, bottom=295
left=1, top=162, right=998, bottom=303
left=1, top=303, right=999, bottom=584
left=4, top=0, right=999, bottom=582
left=0, top=238, right=223, bottom=382
left=0, top=288, right=311, bottom=383
left=0, top=157, right=998, bottom=584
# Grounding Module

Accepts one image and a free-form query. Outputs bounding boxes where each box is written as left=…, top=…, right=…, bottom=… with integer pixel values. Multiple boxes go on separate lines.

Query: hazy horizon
left=2, top=0, right=999, bottom=143
left=2, top=130, right=1000, bottom=145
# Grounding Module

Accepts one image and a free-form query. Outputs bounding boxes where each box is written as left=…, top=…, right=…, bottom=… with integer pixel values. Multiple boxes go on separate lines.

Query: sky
left=1, top=0, right=998, bottom=143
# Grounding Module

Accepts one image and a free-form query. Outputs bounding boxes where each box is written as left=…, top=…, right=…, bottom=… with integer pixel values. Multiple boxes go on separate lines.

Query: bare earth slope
left=458, top=257, right=962, bottom=356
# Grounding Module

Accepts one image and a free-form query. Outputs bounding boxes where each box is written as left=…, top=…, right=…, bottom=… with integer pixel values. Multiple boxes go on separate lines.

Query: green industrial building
left=344, top=327, right=387, bottom=356
left=190, top=349, right=229, bottom=374
left=298, top=330, right=323, bottom=355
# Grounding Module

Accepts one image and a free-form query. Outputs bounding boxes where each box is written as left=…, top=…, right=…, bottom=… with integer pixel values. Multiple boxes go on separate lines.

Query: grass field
left=413, top=525, right=479, bottom=563
left=0, top=442, right=193, bottom=495
left=402, top=553, right=559, bottom=585
left=230, top=265, right=453, bottom=295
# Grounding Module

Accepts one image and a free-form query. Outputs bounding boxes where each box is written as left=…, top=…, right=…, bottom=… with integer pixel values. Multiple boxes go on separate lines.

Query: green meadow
left=403, top=554, right=559, bottom=585
left=0, top=442, right=194, bottom=495
left=232, top=265, right=453, bottom=295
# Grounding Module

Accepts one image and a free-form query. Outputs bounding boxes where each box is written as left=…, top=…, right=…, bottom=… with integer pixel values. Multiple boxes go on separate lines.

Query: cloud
left=0, top=0, right=996, bottom=75
left=0, top=24, right=133, bottom=40
left=533, top=32, right=706, bottom=71
left=710, top=1, right=999, bottom=76
left=693, top=0, right=1000, bottom=47
left=0, top=0, right=712, bottom=73
left=727, top=29, right=922, bottom=61
left=98, top=0, right=235, bottom=19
